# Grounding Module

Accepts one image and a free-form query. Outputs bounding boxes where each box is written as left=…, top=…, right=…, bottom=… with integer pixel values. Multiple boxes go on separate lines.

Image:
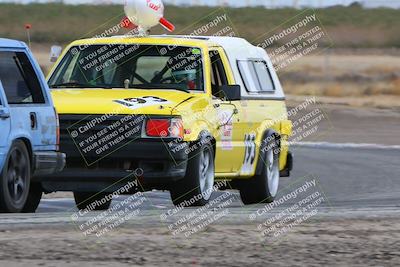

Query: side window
left=238, top=60, right=260, bottom=93
left=0, top=51, right=45, bottom=104
left=253, top=61, right=275, bottom=92
left=238, top=60, right=275, bottom=93
left=209, top=50, right=228, bottom=98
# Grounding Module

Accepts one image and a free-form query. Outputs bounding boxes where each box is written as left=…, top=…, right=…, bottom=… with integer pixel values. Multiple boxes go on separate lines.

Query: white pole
left=27, top=30, right=31, bottom=48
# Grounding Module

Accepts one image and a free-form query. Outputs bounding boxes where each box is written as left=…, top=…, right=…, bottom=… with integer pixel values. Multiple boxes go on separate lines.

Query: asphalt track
left=1, top=144, right=399, bottom=226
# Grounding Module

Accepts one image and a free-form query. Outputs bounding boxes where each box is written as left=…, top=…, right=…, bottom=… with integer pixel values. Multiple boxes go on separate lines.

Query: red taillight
left=144, top=118, right=184, bottom=138
left=145, top=119, right=170, bottom=137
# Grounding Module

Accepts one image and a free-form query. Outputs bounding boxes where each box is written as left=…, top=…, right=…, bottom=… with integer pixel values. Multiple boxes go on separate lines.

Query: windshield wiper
left=131, top=84, right=191, bottom=93
left=50, top=82, right=112, bottom=89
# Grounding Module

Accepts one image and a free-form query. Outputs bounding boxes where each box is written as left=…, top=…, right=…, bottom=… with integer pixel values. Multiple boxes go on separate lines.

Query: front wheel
left=239, top=139, right=280, bottom=205
left=0, top=140, right=31, bottom=213
left=170, top=140, right=215, bottom=207
left=73, top=192, right=112, bottom=211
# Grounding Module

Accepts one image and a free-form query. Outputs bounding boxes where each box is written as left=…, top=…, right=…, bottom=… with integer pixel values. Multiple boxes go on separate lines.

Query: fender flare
left=255, top=130, right=281, bottom=176
left=193, top=131, right=216, bottom=158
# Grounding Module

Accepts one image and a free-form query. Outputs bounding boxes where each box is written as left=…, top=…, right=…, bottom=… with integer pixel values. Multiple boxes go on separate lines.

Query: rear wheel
left=239, top=139, right=280, bottom=205
left=73, top=192, right=112, bottom=211
left=170, top=140, right=215, bottom=207
left=22, top=182, right=43, bottom=213
left=0, top=140, right=31, bottom=213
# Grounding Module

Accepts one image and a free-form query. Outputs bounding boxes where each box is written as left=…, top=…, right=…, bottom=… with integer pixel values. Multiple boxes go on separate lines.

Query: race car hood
left=51, top=89, right=197, bottom=115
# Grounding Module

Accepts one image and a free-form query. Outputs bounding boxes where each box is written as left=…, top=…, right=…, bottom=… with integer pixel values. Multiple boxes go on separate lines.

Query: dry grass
left=389, top=79, right=400, bottom=95
left=323, top=84, right=345, bottom=97
left=284, top=81, right=400, bottom=97
left=287, top=94, right=400, bottom=110
left=281, top=51, right=400, bottom=98
left=285, top=54, right=400, bottom=75
left=364, top=66, right=400, bottom=75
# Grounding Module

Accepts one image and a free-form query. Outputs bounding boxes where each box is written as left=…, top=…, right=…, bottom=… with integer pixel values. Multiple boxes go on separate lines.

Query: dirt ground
left=0, top=216, right=399, bottom=266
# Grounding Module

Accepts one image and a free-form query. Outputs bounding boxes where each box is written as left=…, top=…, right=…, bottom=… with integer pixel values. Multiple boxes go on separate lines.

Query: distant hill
left=0, top=3, right=399, bottom=47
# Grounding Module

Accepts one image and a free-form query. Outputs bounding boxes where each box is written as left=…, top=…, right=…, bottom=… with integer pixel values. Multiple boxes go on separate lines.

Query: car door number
left=242, top=133, right=256, bottom=173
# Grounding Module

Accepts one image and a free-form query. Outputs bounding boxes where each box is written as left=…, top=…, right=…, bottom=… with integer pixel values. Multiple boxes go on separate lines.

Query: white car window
left=238, top=60, right=259, bottom=92
left=253, top=61, right=275, bottom=92
left=238, top=59, right=275, bottom=93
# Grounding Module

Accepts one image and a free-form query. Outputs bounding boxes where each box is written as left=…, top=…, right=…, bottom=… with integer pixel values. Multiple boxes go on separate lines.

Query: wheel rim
left=199, top=147, right=214, bottom=200
left=7, top=148, right=28, bottom=205
left=266, top=148, right=279, bottom=197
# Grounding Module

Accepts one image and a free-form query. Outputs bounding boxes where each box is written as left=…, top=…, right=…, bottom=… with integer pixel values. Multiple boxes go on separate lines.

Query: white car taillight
left=169, top=118, right=184, bottom=138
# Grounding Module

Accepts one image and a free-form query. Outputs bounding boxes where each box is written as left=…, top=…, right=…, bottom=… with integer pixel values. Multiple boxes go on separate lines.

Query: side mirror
left=219, top=85, right=241, bottom=101
left=49, top=45, right=62, bottom=63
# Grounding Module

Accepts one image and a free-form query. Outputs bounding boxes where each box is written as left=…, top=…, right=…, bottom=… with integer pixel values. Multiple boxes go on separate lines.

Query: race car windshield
left=48, top=44, right=204, bottom=91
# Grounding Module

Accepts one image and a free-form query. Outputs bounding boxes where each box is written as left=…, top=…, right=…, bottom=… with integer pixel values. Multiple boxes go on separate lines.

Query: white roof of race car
left=154, top=35, right=261, bottom=53
left=182, top=36, right=285, bottom=99
left=151, top=35, right=285, bottom=99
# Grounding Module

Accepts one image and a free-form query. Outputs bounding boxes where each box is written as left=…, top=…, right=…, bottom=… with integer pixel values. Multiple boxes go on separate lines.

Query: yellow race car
left=42, top=35, right=293, bottom=209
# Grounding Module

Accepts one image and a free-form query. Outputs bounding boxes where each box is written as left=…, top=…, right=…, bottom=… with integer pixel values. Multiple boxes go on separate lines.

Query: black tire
left=0, top=140, right=31, bottom=213
left=170, top=138, right=215, bottom=207
left=22, top=182, right=43, bottom=213
left=73, top=192, right=112, bottom=211
left=239, top=138, right=280, bottom=205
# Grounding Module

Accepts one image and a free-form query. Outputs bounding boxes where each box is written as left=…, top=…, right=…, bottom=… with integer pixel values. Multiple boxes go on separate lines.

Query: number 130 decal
left=241, top=133, right=256, bottom=174
left=114, top=96, right=170, bottom=110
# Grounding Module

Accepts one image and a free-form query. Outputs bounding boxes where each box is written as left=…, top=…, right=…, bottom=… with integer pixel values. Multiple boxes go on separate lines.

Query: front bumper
left=38, top=139, right=189, bottom=191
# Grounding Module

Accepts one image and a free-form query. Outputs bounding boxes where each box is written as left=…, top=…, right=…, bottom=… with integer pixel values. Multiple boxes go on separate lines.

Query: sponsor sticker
left=114, top=96, right=171, bottom=110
